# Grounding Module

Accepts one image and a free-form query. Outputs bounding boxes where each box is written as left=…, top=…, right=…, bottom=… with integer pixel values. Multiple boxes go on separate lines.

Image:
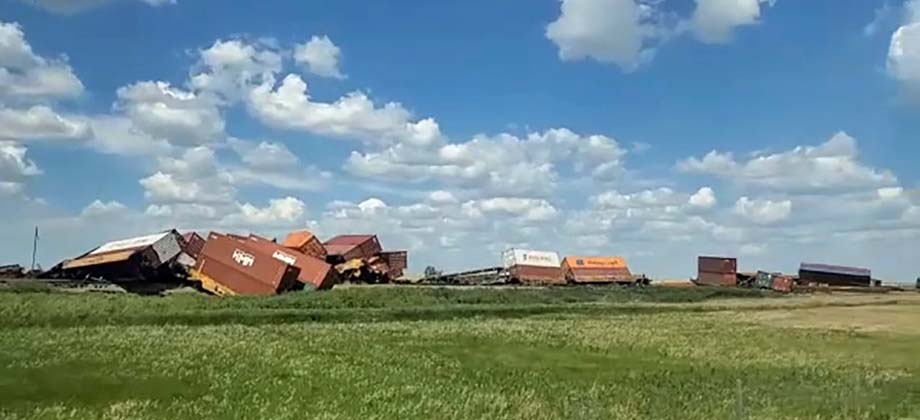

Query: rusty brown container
left=181, top=232, right=206, bottom=259
left=380, top=251, right=408, bottom=278
left=323, top=235, right=382, bottom=262
left=698, top=256, right=737, bottom=274
left=509, top=265, right=565, bottom=285
left=697, top=271, right=737, bottom=287
left=195, top=233, right=301, bottom=295
left=772, top=275, right=794, bottom=293
left=244, top=235, right=336, bottom=290
left=282, top=230, right=327, bottom=260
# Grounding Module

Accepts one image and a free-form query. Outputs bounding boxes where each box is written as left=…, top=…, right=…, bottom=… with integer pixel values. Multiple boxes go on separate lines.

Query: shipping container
left=380, top=251, right=408, bottom=279
left=195, top=233, right=301, bottom=295
left=502, top=249, right=561, bottom=268
left=244, top=235, right=336, bottom=290
left=698, top=256, right=737, bottom=274
left=562, top=256, right=633, bottom=284
left=562, top=256, right=627, bottom=269
left=324, top=235, right=382, bottom=262
left=772, top=275, right=794, bottom=293
left=697, top=271, right=737, bottom=287
left=799, top=263, right=872, bottom=287
left=508, top=265, right=565, bottom=285
left=61, top=230, right=183, bottom=281
left=754, top=271, right=775, bottom=290
left=281, top=230, right=327, bottom=260
left=696, top=256, right=738, bottom=287
left=180, top=232, right=206, bottom=259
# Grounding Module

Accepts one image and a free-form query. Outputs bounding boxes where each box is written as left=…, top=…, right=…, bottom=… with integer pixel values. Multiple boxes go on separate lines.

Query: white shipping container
left=502, top=248, right=561, bottom=268
left=89, top=231, right=182, bottom=264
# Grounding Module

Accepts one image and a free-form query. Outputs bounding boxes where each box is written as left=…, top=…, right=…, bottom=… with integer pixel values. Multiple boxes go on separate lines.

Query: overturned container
left=244, top=235, right=336, bottom=290
left=323, top=235, right=382, bottom=263
left=503, top=248, right=564, bottom=286
left=60, top=230, right=183, bottom=282
left=379, top=251, right=408, bottom=279
left=697, top=256, right=738, bottom=287
left=281, top=230, right=327, bottom=260
left=772, top=275, right=794, bottom=293
left=562, top=256, right=633, bottom=284
left=799, top=263, right=872, bottom=287
left=191, top=233, right=301, bottom=296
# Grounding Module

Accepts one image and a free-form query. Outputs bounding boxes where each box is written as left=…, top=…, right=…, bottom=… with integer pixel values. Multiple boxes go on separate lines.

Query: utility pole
left=30, top=226, right=38, bottom=272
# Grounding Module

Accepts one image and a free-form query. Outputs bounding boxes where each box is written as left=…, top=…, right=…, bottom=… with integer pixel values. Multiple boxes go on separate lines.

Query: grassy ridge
left=0, top=286, right=772, bottom=328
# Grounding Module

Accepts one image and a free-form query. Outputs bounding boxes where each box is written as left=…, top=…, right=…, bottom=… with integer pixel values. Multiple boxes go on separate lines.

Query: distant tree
left=424, top=266, right=441, bottom=278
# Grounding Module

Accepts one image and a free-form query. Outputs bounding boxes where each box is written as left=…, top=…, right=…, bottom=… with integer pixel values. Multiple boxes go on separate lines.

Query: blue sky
left=1, top=0, right=919, bottom=280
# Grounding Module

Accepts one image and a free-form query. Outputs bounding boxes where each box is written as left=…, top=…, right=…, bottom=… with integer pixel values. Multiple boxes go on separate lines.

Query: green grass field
left=1, top=287, right=919, bottom=419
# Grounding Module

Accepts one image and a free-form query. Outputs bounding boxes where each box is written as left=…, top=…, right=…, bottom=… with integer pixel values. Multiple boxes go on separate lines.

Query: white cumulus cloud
left=688, top=187, right=717, bottom=209
left=0, top=22, right=83, bottom=99
left=690, top=0, right=774, bottom=44
left=546, top=0, right=664, bottom=71
left=677, top=132, right=896, bottom=193
left=294, top=35, right=346, bottom=79
left=733, top=196, right=791, bottom=224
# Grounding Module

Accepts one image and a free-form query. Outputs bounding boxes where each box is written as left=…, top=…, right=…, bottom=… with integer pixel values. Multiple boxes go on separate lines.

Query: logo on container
left=232, top=249, right=255, bottom=267
left=271, top=250, right=297, bottom=265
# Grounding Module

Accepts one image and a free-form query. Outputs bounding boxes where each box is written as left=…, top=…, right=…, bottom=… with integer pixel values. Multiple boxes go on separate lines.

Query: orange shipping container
left=562, top=256, right=633, bottom=284
left=562, top=256, right=628, bottom=269
left=282, top=230, right=327, bottom=260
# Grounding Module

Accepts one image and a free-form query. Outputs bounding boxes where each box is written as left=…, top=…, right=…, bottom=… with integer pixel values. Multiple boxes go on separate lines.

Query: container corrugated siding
left=697, top=271, right=737, bottom=287
left=244, top=236, right=336, bottom=290
left=89, top=232, right=171, bottom=256
left=324, top=235, right=382, bottom=261
left=698, top=256, right=737, bottom=274
left=509, top=265, right=565, bottom=285
left=281, top=230, right=327, bottom=260
left=799, top=263, right=871, bottom=278
left=380, top=251, right=408, bottom=271
left=798, top=268, right=871, bottom=287
left=502, top=249, right=561, bottom=268
left=565, top=266, right=633, bottom=284
left=562, top=256, right=628, bottom=269
left=62, top=231, right=181, bottom=273
left=772, top=275, right=794, bottom=293
left=196, top=233, right=300, bottom=295
left=181, top=232, right=206, bottom=259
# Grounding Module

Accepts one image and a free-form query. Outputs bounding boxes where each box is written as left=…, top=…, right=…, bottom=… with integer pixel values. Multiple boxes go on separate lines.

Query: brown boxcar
left=195, top=233, right=301, bottom=295
left=509, top=265, right=565, bottom=285
left=281, top=230, right=327, bottom=260
left=324, top=235, right=382, bottom=262
left=244, top=235, right=336, bottom=290
left=562, top=256, right=633, bottom=284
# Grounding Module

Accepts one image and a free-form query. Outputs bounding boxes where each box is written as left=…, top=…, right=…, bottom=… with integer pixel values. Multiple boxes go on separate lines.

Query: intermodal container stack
left=192, top=233, right=301, bottom=296
left=697, top=256, right=737, bottom=287
left=562, top=256, right=633, bottom=284
left=502, top=249, right=564, bottom=285
left=245, top=235, right=336, bottom=290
